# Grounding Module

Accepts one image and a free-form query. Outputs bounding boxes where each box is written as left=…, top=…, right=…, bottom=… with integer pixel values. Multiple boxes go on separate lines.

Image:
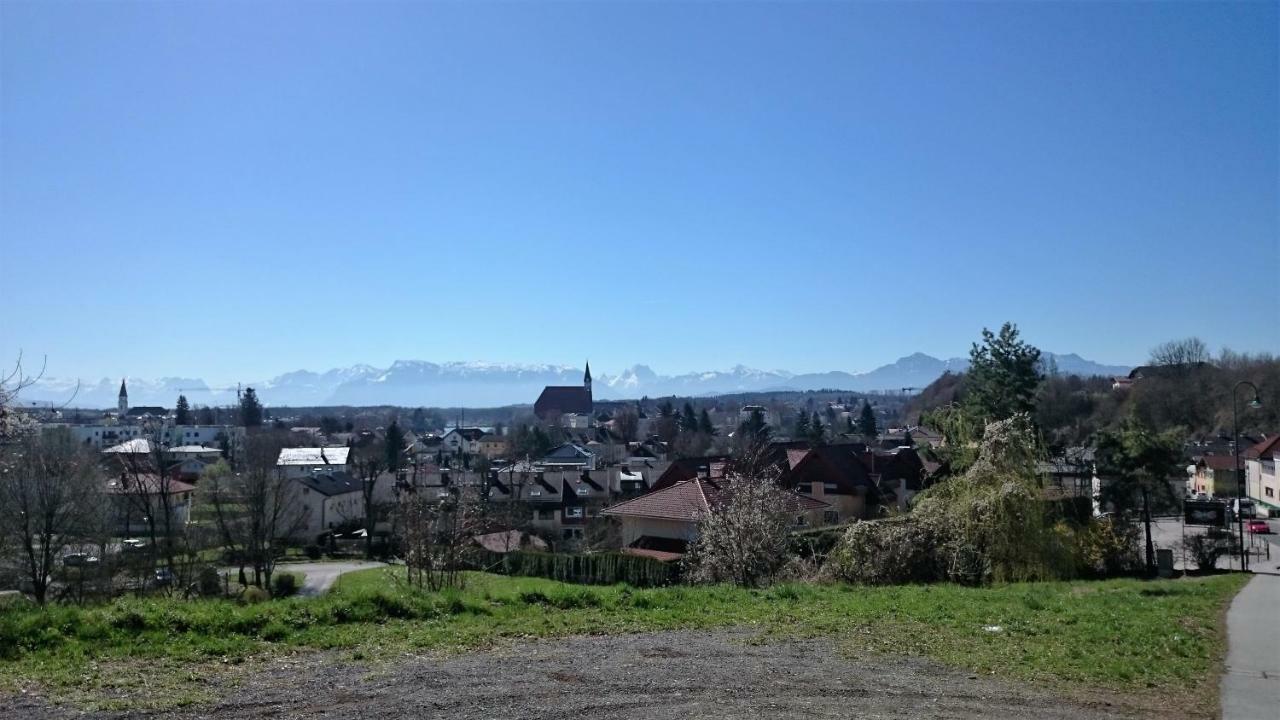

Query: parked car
left=62, top=553, right=99, bottom=567
left=153, top=567, right=174, bottom=586
left=121, top=538, right=147, bottom=552
left=1247, top=519, right=1271, bottom=534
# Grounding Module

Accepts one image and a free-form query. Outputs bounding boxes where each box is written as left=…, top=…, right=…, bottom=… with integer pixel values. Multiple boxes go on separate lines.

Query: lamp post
left=1232, top=381, right=1262, bottom=571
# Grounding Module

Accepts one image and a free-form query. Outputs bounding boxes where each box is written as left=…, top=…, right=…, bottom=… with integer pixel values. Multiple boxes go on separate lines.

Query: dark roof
left=604, top=478, right=825, bottom=522
left=651, top=455, right=732, bottom=491
left=782, top=445, right=876, bottom=494
left=296, top=471, right=361, bottom=497
left=534, top=386, right=593, bottom=419
left=125, top=406, right=167, bottom=417
left=448, top=428, right=487, bottom=441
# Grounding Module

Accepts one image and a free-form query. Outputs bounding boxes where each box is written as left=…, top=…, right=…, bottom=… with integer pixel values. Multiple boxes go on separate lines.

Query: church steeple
left=117, top=378, right=128, bottom=415
left=583, top=361, right=592, bottom=396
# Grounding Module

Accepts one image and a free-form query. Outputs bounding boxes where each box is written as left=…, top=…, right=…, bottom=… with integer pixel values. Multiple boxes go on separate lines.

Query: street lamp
left=1233, top=381, right=1262, bottom=571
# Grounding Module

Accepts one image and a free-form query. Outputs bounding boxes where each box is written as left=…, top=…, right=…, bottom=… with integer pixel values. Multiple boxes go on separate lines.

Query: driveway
left=282, top=561, right=384, bottom=596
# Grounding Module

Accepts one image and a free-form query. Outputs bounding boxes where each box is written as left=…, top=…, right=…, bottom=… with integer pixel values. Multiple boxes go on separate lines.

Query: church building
left=534, top=363, right=594, bottom=421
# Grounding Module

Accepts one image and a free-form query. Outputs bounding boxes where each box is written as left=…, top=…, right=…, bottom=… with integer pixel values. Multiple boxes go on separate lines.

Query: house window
left=562, top=528, right=582, bottom=539
left=794, top=514, right=808, bottom=527
left=796, top=483, right=813, bottom=494
left=1267, top=488, right=1275, bottom=498
left=537, top=509, right=554, bottom=520
left=823, top=483, right=838, bottom=493
left=564, top=507, right=584, bottom=519
left=823, top=510, right=839, bottom=525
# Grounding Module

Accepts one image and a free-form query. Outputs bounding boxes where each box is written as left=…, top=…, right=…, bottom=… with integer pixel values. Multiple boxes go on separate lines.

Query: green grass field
left=0, top=569, right=1248, bottom=713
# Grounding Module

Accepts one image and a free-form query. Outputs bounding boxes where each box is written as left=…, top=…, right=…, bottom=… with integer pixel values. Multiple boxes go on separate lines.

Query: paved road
left=283, top=561, right=384, bottom=596
left=1221, top=573, right=1280, bottom=720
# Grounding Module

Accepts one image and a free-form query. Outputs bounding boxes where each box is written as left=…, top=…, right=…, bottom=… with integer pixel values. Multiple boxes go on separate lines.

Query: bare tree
left=111, top=428, right=207, bottom=595
left=398, top=487, right=481, bottom=591
left=1149, top=337, right=1210, bottom=368
left=685, top=451, right=797, bottom=588
left=236, top=432, right=306, bottom=590
left=0, top=428, right=103, bottom=604
left=351, top=440, right=387, bottom=559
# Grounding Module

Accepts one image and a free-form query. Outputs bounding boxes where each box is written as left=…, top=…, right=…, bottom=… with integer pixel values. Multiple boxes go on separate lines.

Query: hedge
left=468, top=550, right=679, bottom=587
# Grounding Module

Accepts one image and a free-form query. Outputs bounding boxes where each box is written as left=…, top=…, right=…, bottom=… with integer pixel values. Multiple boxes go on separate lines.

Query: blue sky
left=1, top=1, right=1276, bottom=385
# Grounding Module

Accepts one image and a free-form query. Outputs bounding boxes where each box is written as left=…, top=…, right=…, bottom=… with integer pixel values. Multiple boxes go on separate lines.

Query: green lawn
left=0, top=569, right=1248, bottom=714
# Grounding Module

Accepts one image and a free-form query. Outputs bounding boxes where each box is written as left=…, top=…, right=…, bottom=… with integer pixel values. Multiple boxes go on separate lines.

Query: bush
left=240, top=586, right=270, bottom=604
left=827, top=515, right=950, bottom=584
left=196, top=566, right=222, bottom=597
left=828, top=416, right=1075, bottom=585
left=1072, top=518, right=1142, bottom=577
left=1183, top=532, right=1232, bottom=572
left=304, top=545, right=323, bottom=560
left=271, top=573, right=300, bottom=598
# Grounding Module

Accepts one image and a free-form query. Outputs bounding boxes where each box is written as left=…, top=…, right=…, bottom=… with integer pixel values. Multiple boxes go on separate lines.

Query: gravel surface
left=3, top=629, right=1159, bottom=719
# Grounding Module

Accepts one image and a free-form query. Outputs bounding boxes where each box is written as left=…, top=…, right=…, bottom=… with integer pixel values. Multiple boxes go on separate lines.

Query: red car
left=1247, top=519, right=1271, bottom=534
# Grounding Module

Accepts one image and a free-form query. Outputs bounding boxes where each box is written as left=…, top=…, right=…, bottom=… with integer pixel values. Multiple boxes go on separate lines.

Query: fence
left=468, top=549, right=680, bottom=587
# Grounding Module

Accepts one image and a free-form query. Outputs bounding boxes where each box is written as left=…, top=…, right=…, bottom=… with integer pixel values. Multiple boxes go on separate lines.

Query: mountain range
left=18, top=353, right=1131, bottom=410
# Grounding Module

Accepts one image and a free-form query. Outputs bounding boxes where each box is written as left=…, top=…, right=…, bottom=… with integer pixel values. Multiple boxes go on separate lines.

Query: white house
left=287, top=471, right=365, bottom=542
left=1246, top=436, right=1280, bottom=516
left=441, top=428, right=486, bottom=455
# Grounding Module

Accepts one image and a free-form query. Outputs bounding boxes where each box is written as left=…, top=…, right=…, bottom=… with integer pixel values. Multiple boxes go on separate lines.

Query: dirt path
left=4, top=629, right=1163, bottom=719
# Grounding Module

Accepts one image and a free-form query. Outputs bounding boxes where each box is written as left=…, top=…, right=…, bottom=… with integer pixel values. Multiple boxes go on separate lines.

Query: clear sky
left=2, top=1, right=1276, bottom=385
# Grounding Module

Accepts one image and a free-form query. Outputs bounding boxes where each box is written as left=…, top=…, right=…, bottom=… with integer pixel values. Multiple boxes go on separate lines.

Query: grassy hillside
left=0, top=570, right=1247, bottom=715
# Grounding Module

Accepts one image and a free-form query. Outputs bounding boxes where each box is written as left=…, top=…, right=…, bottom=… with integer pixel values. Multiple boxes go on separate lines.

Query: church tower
left=117, top=378, right=128, bottom=415
left=583, top=361, right=592, bottom=398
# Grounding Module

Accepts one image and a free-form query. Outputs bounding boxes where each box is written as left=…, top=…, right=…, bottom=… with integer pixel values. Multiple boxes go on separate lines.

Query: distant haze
left=21, top=352, right=1131, bottom=409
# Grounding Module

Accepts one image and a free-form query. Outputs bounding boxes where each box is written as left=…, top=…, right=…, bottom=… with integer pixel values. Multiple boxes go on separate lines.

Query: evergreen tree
left=174, top=395, right=191, bottom=425
left=197, top=405, right=215, bottom=425
left=846, top=416, right=855, bottom=434
left=795, top=411, right=811, bottom=438
left=384, top=420, right=407, bottom=472
left=858, top=401, right=878, bottom=439
left=698, top=408, right=715, bottom=435
left=808, top=411, right=825, bottom=445
left=965, top=322, right=1044, bottom=423
left=681, top=403, right=698, bottom=434
left=902, top=429, right=914, bottom=446
left=238, top=387, right=264, bottom=427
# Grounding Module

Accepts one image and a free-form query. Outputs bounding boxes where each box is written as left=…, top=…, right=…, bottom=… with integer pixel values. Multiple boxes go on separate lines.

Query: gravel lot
left=4, top=629, right=1159, bottom=720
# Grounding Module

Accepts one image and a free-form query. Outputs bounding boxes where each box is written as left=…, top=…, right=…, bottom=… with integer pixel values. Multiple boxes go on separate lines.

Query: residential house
left=602, top=478, right=828, bottom=560
left=1245, top=435, right=1280, bottom=515
left=441, top=428, right=487, bottom=456
left=288, top=471, right=365, bottom=542
left=1192, top=455, right=1240, bottom=498
left=477, top=433, right=509, bottom=458
left=104, top=473, right=195, bottom=535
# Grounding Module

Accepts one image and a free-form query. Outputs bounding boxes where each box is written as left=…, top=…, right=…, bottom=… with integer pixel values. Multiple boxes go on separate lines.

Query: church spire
left=118, top=378, right=128, bottom=415
left=583, top=361, right=592, bottom=395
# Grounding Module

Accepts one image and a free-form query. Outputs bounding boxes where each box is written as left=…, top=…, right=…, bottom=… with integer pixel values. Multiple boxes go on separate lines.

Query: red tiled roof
left=603, top=479, right=718, bottom=521
left=1199, top=455, right=1239, bottom=471
left=1245, top=435, right=1280, bottom=460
